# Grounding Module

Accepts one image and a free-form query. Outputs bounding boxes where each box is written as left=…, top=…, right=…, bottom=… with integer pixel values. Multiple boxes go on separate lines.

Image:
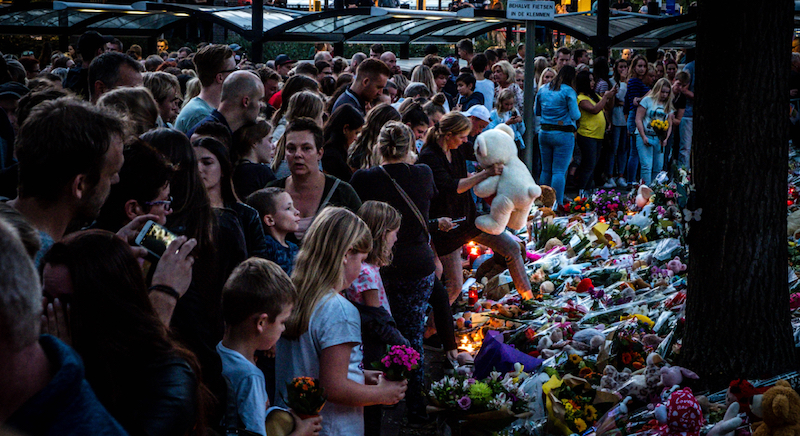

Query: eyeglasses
left=144, top=196, right=173, bottom=211
left=21, top=51, right=33, bottom=57
left=218, top=66, right=240, bottom=75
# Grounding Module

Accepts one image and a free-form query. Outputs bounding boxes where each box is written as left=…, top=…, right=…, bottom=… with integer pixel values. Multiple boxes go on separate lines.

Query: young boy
left=455, top=73, right=484, bottom=112
left=246, top=187, right=300, bottom=274
left=471, top=53, right=495, bottom=110
left=217, top=258, right=321, bottom=436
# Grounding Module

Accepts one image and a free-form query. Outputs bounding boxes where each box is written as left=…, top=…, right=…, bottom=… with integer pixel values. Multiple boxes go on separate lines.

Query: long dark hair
left=323, top=104, right=365, bottom=156
left=42, top=230, right=210, bottom=435
left=141, top=128, right=216, bottom=257
left=593, top=57, right=610, bottom=89
left=549, top=65, right=576, bottom=92
left=193, top=136, right=238, bottom=206
left=576, top=70, right=599, bottom=101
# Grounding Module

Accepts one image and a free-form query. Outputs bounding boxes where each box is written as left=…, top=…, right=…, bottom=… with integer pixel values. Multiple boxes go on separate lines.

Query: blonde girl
left=344, top=201, right=401, bottom=312
left=276, top=207, right=407, bottom=435
left=492, top=60, right=524, bottom=115
left=487, top=88, right=525, bottom=146
left=538, top=67, right=556, bottom=90
left=634, top=77, right=674, bottom=185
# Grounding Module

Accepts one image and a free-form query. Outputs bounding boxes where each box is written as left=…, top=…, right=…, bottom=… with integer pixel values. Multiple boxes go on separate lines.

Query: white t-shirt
left=217, top=342, right=269, bottom=436
left=475, top=79, right=495, bottom=111
left=275, top=293, right=364, bottom=436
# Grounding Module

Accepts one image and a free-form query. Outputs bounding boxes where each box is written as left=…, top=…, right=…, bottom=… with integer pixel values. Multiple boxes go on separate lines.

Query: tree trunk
left=681, top=0, right=796, bottom=390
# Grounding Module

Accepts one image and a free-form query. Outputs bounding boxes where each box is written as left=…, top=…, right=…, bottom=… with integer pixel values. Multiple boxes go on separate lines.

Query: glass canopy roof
left=2, top=1, right=778, bottom=48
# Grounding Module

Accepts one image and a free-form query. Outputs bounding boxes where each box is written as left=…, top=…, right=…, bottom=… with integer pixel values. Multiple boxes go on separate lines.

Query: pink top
left=344, top=263, right=392, bottom=315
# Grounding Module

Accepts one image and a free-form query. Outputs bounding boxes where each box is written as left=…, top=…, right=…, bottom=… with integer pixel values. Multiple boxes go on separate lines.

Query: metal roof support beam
left=252, top=3, right=263, bottom=62
left=593, top=0, right=610, bottom=57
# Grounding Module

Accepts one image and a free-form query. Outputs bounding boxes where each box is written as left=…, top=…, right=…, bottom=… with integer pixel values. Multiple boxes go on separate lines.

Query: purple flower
left=458, top=396, right=472, bottom=410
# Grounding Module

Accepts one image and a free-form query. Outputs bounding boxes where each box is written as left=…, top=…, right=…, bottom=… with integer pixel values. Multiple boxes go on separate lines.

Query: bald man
left=380, top=51, right=401, bottom=75
left=187, top=70, right=264, bottom=137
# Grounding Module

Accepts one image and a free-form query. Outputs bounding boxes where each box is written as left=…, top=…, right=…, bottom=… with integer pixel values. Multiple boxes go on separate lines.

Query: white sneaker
left=603, top=178, right=617, bottom=188
left=616, top=177, right=627, bottom=188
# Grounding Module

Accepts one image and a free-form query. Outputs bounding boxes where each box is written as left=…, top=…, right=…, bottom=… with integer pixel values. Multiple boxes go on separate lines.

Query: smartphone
left=135, top=220, right=179, bottom=259
left=453, top=217, right=467, bottom=223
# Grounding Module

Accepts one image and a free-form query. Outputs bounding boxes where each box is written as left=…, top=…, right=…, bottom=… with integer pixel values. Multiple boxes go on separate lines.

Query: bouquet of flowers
left=541, top=371, right=601, bottom=434
left=649, top=119, right=668, bottom=142
left=371, top=345, right=420, bottom=381
left=429, top=368, right=534, bottom=416
left=610, top=315, right=655, bottom=371
left=619, top=223, right=645, bottom=247
left=591, top=189, right=628, bottom=216
left=563, top=196, right=594, bottom=214
left=285, top=377, right=327, bottom=418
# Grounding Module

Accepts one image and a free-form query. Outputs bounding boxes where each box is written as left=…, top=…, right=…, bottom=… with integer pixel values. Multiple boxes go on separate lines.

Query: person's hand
left=292, top=414, right=323, bottom=436
left=792, top=89, right=799, bottom=98
left=608, top=86, right=618, bottom=96
left=41, top=297, right=71, bottom=345
left=485, top=163, right=504, bottom=177
left=377, top=375, right=408, bottom=405
left=117, top=214, right=161, bottom=258
left=640, top=133, right=649, bottom=146
left=662, top=138, right=668, bottom=148
left=633, top=97, right=642, bottom=106
left=151, top=236, right=197, bottom=299
left=438, top=217, right=454, bottom=232
left=454, top=103, right=462, bottom=112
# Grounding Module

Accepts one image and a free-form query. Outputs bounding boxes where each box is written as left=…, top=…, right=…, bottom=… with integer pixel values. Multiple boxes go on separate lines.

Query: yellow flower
left=564, top=402, right=574, bottom=412
left=569, top=354, right=582, bottom=365
left=585, top=405, right=598, bottom=421
left=575, top=418, right=587, bottom=432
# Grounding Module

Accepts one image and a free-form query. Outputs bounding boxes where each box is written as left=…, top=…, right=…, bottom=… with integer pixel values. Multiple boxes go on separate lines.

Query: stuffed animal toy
left=537, top=185, right=556, bottom=209
left=655, top=387, right=704, bottom=436
left=616, top=353, right=663, bottom=402
left=600, top=365, right=632, bottom=392
left=666, top=257, right=687, bottom=275
left=659, top=365, right=699, bottom=401
left=788, top=210, right=800, bottom=238
left=473, top=124, right=542, bottom=235
left=751, top=380, right=800, bottom=436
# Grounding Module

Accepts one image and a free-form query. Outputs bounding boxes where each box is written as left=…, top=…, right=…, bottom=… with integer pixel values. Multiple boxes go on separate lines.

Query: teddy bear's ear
left=774, top=394, right=791, bottom=420
left=775, top=380, right=791, bottom=388
left=496, top=123, right=515, bottom=139
left=475, top=139, right=488, bottom=159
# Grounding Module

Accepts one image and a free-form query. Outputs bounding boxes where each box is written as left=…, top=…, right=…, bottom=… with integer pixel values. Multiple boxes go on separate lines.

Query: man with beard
left=7, top=98, right=125, bottom=266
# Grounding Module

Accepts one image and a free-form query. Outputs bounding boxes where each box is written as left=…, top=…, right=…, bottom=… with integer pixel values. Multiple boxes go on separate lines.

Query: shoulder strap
left=379, top=166, right=430, bottom=240
left=317, top=177, right=341, bottom=214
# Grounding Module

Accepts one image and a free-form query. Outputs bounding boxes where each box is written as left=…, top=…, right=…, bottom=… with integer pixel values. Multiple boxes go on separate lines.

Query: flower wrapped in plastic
left=371, top=344, right=420, bottom=381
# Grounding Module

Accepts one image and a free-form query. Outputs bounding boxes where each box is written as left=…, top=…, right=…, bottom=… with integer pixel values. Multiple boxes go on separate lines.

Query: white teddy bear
left=473, top=124, right=541, bottom=235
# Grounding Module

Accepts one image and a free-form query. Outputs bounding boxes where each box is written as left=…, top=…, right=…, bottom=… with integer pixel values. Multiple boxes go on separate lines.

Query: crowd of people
left=0, top=28, right=700, bottom=436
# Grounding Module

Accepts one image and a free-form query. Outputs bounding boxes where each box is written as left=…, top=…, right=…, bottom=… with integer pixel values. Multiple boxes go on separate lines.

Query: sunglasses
left=21, top=50, right=33, bottom=57
left=218, top=66, right=240, bottom=75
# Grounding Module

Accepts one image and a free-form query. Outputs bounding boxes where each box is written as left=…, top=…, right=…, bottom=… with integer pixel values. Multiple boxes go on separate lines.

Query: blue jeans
left=625, top=111, right=639, bottom=183
left=636, top=134, right=663, bottom=186
left=575, top=135, right=601, bottom=191
left=678, top=117, right=693, bottom=169
left=608, top=125, right=628, bottom=177
left=539, top=130, right=575, bottom=206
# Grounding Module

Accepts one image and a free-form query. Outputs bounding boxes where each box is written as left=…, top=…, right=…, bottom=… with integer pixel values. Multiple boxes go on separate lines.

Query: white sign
left=506, top=0, right=555, bottom=21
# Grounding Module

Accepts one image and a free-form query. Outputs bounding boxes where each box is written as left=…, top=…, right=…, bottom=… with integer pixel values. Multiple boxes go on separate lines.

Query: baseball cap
left=0, top=82, right=30, bottom=100
left=275, top=54, right=296, bottom=67
left=229, top=43, right=242, bottom=52
left=463, top=105, right=490, bottom=123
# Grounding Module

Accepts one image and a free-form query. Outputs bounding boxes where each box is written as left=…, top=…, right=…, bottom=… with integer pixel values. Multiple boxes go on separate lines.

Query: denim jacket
left=534, top=83, right=581, bottom=128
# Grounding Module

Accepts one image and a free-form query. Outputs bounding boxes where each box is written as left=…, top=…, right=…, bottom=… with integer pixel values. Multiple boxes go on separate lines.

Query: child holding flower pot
left=276, top=207, right=408, bottom=435
left=635, top=78, right=674, bottom=185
